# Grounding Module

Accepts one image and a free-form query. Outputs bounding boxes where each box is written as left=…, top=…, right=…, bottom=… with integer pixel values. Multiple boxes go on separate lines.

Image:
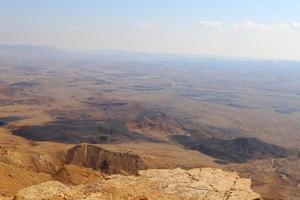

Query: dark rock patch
left=171, top=136, right=289, bottom=163
left=12, top=119, right=162, bottom=144
left=0, top=116, right=26, bottom=124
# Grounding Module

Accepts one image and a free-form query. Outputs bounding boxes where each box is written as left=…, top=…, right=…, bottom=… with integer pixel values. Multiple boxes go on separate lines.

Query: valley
left=0, top=46, right=300, bottom=199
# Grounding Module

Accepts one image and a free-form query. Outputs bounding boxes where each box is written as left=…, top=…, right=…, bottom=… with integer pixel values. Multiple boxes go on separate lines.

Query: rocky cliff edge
left=12, top=167, right=261, bottom=200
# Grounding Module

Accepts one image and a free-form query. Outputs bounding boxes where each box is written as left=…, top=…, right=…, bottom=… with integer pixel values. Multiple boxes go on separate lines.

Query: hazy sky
left=1, top=0, right=300, bottom=60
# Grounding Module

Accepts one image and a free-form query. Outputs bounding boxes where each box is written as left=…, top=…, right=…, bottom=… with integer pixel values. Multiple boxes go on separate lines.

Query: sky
left=1, top=0, right=300, bottom=60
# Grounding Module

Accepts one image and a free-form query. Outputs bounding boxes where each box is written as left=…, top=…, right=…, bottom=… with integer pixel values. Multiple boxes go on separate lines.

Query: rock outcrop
left=65, top=144, right=146, bottom=175
left=13, top=168, right=261, bottom=200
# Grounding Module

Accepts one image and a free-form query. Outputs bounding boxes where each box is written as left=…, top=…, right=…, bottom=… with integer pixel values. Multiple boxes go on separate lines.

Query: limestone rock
left=13, top=168, right=261, bottom=200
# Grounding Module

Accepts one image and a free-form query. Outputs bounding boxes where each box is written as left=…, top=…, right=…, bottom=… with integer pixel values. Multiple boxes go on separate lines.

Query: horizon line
left=0, top=43, right=299, bottom=62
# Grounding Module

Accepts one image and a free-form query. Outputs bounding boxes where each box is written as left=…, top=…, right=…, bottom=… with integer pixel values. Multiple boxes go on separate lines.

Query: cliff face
left=13, top=168, right=261, bottom=200
left=65, top=144, right=146, bottom=175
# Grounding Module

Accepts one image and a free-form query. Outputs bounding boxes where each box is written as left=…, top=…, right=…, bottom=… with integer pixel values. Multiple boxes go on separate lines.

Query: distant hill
left=172, top=136, right=290, bottom=163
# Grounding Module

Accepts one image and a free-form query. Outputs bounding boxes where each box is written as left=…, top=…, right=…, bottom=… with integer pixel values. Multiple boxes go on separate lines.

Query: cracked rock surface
left=13, top=168, right=261, bottom=200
